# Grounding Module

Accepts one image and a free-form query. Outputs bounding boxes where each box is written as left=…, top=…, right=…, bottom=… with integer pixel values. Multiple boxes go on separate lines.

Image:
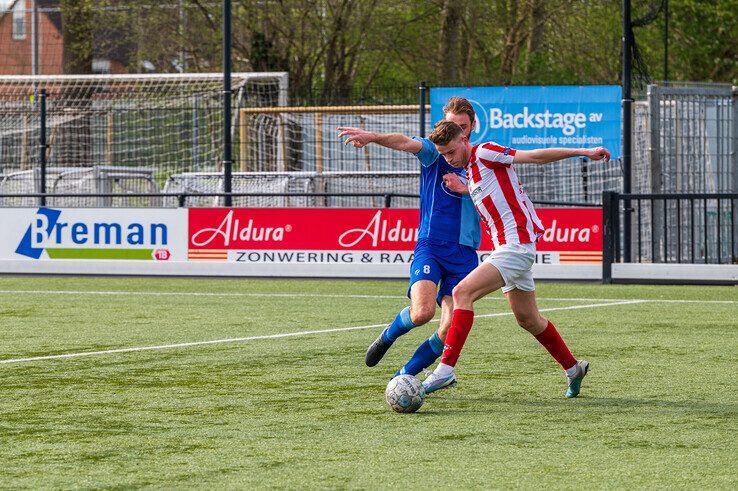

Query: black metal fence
left=0, top=78, right=623, bottom=207
left=291, top=86, right=420, bottom=107
left=0, top=76, right=431, bottom=202
left=0, top=191, right=593, bottom=210
left=0, top=192, right=417, bottom=209
left=603, top=191, right=738, bottom=281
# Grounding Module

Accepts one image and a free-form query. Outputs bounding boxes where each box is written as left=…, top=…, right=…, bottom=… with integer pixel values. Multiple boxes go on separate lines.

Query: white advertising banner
left=0, top=207, right=188, bottom=262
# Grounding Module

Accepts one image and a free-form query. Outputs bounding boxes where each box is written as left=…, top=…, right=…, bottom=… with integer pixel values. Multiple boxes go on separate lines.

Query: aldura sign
left=431, top=85, right=621, bottom=159
left=1, top=208, right=187, bottom=261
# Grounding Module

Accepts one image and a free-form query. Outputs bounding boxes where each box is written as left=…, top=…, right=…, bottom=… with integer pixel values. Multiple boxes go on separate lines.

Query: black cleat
left=365, top=332, right=392, bottom=367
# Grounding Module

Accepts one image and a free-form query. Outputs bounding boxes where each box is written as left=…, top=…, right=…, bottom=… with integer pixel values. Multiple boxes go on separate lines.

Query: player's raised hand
left=337, top=127, right=375, bottom=148
left=586, top=147, right=611, bottom=161
left=443, top=172, right=468, bottom=194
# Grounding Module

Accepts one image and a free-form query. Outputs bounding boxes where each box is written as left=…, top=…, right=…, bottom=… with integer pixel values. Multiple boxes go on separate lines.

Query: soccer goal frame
left=0, top=72, right=290, bottom=195
left=238, top=105, right=419, bottom=174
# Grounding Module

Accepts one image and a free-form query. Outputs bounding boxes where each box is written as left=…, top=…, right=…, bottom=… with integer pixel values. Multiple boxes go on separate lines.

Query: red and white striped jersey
left=466, top=142, right=545, bottom=249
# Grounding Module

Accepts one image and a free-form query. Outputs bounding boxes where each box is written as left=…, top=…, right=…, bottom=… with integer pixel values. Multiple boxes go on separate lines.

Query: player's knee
left=410, top=304, right=435, bottom=325
left=516, top=314, right=545, bottom=333
left=515, top=315, right=536, bottom=332
left=451, top=284, right=471, bottom=305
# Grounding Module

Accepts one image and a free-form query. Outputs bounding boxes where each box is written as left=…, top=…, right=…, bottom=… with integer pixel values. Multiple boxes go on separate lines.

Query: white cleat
left=565, top=360, right=590, bottom=398
left=422, top=370, right=458, bottom=394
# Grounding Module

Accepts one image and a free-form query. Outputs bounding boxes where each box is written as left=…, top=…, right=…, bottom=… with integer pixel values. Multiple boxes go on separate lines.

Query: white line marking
left=0, top=290, right=404, bottom=300
left=0, top=289, right=735, bottom=304
left=0, top=300, right=645, bottom=365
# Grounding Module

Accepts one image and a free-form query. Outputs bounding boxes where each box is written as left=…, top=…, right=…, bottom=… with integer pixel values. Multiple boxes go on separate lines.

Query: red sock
left=534, top=321, right=577, bottom=370
left=440, top=309, right=475, bottom=367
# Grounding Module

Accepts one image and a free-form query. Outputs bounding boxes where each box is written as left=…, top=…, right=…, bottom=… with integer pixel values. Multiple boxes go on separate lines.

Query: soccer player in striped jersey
left=424, top=120, right=611, bottom=397
left=337, top=97, right=481, bottom=380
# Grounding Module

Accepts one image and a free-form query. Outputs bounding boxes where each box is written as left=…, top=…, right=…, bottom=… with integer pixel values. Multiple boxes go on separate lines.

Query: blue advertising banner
left=430, top=85, right=621, bottom=159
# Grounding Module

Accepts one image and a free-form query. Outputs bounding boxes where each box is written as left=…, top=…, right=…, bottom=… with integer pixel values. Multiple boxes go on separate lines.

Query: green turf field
left=0, top=276, right=735, bottom=488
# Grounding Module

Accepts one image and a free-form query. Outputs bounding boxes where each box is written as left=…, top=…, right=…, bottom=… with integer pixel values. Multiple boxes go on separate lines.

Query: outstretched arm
left=337, top=127, right=422, bottom=154
left=513, top=147, right=611, bottom=164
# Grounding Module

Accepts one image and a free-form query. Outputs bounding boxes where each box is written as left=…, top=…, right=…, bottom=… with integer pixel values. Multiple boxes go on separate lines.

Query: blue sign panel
left=430, top=85, right=621, bottom=159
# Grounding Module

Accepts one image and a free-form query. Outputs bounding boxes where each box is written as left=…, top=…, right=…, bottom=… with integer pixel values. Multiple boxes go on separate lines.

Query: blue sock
left=381, top=307, right=415, bottom=344
left=395, top=332, right=445, bottom=377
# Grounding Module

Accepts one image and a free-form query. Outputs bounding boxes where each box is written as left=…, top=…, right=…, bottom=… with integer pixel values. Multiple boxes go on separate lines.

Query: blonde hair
left=443, top=96, right=475, bottom=125
left=429, top=120, right=464, bottom=146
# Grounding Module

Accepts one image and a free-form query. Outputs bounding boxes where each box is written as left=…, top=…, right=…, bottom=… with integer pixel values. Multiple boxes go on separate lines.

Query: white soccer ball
left=385, top=374, right=426, bottom=413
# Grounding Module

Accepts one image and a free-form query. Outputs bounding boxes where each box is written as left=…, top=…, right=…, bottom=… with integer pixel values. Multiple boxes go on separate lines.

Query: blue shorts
left=407, top=238, right=479, bottom=306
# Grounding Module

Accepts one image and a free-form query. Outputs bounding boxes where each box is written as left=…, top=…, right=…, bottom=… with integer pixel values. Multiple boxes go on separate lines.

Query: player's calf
left=393, top=332, right=444, bottom=378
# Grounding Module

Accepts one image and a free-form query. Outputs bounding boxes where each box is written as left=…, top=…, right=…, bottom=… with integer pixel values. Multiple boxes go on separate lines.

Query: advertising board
left=0, top=207, right=187, bottom=261
left=430, top=85, right=622, bottom=159
left=188, top=207, right=602, bottom=265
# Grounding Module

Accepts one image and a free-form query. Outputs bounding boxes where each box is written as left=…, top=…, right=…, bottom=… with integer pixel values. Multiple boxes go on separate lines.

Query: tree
left=438, top=0, right=463, bottom=85
left=52, top=0, right=736, bottom=99
left=61, top=0, right=93, bottom=74
left=664, top=0, right=737, bottom=83
left=59, top=0, right=94, bottom=168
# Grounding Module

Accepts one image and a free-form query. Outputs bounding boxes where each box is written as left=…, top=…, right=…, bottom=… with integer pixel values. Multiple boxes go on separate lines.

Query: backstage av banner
left=0, top=208, right=188, bottom=261
left=188, top=208, right=602, bottom=265
left=430, top=85, right=622, bottom=159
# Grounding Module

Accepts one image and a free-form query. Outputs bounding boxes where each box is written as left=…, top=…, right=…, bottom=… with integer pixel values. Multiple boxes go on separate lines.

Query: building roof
left=1, top=0, right=62, bottom=33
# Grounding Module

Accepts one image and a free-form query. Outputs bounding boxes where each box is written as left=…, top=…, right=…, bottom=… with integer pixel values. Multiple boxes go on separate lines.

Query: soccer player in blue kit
left=338, top=96, right=481, bottom=378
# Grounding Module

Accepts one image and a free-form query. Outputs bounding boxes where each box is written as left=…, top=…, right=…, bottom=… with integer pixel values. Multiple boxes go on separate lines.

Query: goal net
left=163, top=171, right=419, bottom=208
left=0, top=72, right=288, bottom=202
left=238, top=105, right=422, bottom=174
left=0, top=165, right=160, bottom=207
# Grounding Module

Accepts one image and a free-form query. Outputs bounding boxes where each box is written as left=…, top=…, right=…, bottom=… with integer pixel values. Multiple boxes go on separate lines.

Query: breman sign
left=0, top=208, right=187, bottom=261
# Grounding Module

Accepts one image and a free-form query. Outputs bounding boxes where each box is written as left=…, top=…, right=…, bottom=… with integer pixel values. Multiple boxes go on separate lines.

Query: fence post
left=730, top=85, right=738, bottom=261
left=647, top=84, right=662, bottom=193
left=602, top=191, right=619, bottom=283
left=39, top=89, right=47, bottom=207
left=580, top=157, right=589, bottom=202
left=222, top=0, right=233, bottom=207
left=648, top=84, right=663, bottom=262
left=622, top=0, right=633, bottom=262
left=419, top=81, right=427, bottom=138
left=733, top=86, right=738, bottom=195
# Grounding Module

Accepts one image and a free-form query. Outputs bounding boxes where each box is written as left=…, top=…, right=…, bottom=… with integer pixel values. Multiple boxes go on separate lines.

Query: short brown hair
left=443, top=96, right=475, bottom=125
left=429, top=120, right=464, bottom=146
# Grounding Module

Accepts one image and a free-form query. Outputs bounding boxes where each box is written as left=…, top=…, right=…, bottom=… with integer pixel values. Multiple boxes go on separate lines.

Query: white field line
left=0, top=289, right=735, bottom=304
left=0, top=300, right=645, bottom=365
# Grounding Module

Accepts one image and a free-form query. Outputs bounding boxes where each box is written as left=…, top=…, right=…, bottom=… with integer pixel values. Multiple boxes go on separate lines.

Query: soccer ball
left=385, top=374, right=426, bottom=413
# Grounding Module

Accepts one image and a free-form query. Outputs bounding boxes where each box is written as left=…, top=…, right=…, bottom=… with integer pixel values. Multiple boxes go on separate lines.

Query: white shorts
left=484, top=242, right=536, bottom=293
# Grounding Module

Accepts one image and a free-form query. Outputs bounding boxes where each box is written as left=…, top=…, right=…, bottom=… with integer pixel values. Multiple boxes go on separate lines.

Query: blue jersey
left=413, top=137, right=481, bottom=249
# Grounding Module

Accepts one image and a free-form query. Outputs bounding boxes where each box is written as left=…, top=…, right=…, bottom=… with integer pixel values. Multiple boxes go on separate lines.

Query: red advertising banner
left=188, top=208, right=601, bottom=264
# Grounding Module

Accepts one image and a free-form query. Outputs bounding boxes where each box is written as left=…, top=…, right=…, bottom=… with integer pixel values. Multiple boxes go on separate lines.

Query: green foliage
left=60, top=0, right=94, bottom=74
left=663, top=0, right=737, bottom=82
left=62, top=1, right=736, bottom=90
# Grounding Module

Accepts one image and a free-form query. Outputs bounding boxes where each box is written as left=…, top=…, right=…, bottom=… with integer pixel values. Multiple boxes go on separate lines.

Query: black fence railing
left=0, top=192, right=596, bottom=210
left=0, top=192, right=417, bottom=209
left=603, top=191, right=738, bottom=282
left=291, top=85, right=421, bottom=106
left=2, top=80, right=626, bottom=206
